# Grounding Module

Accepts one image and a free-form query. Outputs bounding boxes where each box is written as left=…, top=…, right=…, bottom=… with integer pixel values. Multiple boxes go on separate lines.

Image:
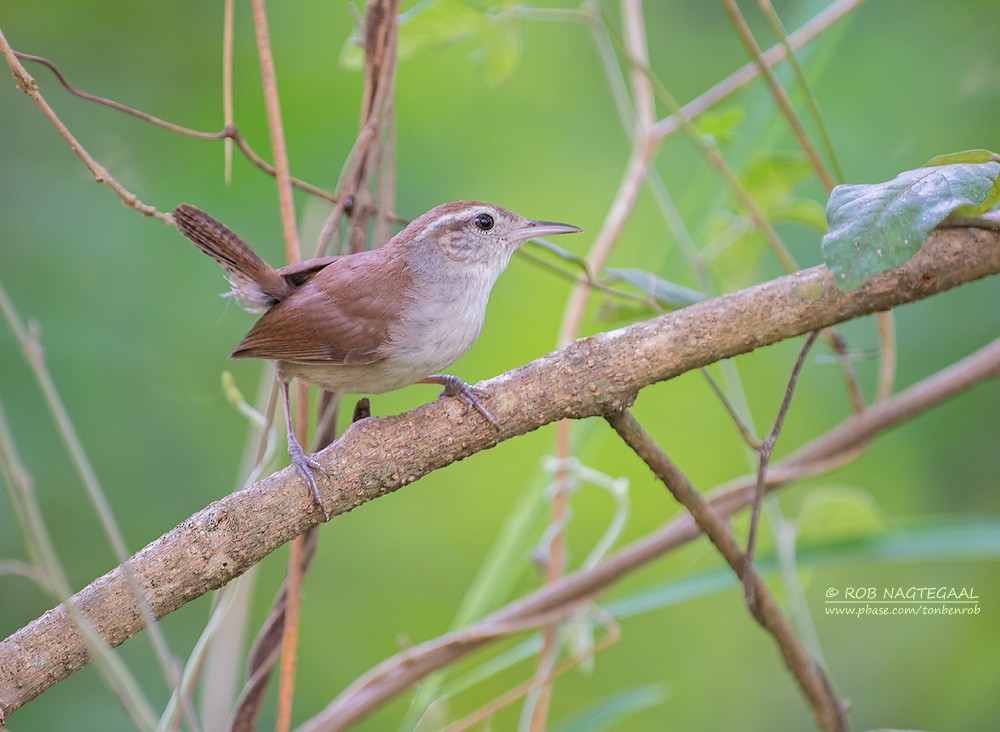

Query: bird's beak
left=512, top=219, right=582, bottom=241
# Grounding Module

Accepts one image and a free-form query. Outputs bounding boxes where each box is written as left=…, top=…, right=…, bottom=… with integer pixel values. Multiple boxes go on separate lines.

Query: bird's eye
left=473, top=213, right=495, bottom=231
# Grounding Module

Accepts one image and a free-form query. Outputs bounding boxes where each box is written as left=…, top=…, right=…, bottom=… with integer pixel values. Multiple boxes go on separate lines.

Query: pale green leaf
left=772, top=197, right=828, bottom=231
left=398, top=0, right=482, bottom=60
left=739, top=150, right=814, bottom=215
left=603, top=267, right=705, bottom=308
left=794, top=485, right=888, bottom=544
left=480, top=10, right=523, bottom=86
left=695, top=105, right=744, bottom=146
left=340, top=0, right=482, bottom=70
left=550, top=686, right=667, bottom=732
left=523, top=236, right=589, bottom=271
left=925, top=148, right=1000, bottom=166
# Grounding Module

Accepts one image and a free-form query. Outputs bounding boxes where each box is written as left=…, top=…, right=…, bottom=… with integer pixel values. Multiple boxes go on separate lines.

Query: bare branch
left=535, top=0, right=659, bottom=724
left=604, top=409, right=847, bottom=732
left=0, top=225, right=998, bottom=721
left=875, top=312, right=897, bottom=402
left=650, top=0, right=865, bottom=143
left=0, top=31, right=169, bottom=222
left=720, top=0, right=836, bottom=191
left=700, top=367, right=762, bottom=448
left=226, top=529, right=319, bottom=732
left=9, top=49, right=340, bottom=205
left=745, top=330, right=820, bottom=582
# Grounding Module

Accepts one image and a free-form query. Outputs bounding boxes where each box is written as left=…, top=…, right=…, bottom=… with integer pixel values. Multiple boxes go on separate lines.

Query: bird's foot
left=426, top=374, right=498, bottom=428
left=288, top=441, right=330, bottom=520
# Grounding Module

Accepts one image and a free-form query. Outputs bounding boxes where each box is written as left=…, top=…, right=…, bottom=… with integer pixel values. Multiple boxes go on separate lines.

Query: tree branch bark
left=1, top=225, right=998, bottom=721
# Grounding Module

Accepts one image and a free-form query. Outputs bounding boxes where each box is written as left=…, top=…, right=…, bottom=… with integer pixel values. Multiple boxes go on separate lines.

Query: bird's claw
left=435, top=374, right=497, bottom=428
left=289, top=445, right=330, bottom=520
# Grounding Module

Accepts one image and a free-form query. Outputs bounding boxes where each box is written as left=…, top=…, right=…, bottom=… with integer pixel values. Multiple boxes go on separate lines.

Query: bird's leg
left=420, top=374, right=497, bottom=428
left=280, top=378, right=329, bottom=519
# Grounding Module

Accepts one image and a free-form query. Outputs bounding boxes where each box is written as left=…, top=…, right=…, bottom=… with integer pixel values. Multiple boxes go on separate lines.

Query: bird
left=173, top=200, right=581, bottom=514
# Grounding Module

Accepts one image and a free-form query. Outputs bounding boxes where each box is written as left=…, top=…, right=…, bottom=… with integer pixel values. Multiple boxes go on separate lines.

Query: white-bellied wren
left=173, top=201, right=580, bottom=513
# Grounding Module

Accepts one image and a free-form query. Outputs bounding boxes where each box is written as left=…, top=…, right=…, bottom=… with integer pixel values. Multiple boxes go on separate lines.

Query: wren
left=174, top=201, right=580, bottom=513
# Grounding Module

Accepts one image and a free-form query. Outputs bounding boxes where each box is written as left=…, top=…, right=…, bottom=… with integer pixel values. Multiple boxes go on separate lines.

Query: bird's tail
left=174, top=203, right=289, bottom=312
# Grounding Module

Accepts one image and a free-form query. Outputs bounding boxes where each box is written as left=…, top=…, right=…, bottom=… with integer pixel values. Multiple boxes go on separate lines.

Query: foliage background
left=1, top=0, right=998, bottom=729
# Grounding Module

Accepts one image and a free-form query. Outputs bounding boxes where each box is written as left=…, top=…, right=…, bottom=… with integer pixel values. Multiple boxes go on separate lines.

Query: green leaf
left=479, top=9, right=523, bottom=86
left=594, top=300, right=658, bottom=324
left=604, top=517, right=1000, bottom=620
left=925, top=148, right=1000, bottom=166
left=550, top=686, right=667, bottom=732
left=926, top=150, right=1000, bottom=213
left=398, top=0, right=482, bottom=60
left=523, top=236, right=589, bottom=271
left=695, top=105, right=744, bottom=146
left=821, top=161, right=1000, bottom=290
left=794, top=485, right=888, bottom=544
left=772, top=197, right=828, bottom=231
left=739, top=150, right=814, bottom=216
left=338, top=30, right=364, bottom=69
left=340, top=0, right=482, bottom=70
left=602, top=268, right=705, bottom=308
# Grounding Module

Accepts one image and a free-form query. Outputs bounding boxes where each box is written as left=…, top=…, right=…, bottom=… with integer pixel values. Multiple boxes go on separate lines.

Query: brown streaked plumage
left=174, top=201, right=581, bottom=517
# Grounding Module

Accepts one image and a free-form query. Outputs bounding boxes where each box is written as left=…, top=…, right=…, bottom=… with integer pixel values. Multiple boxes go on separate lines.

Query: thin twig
left=222, top=0, right=235, bottom=184
left=650, top=0, right=865, bottom=143
left=757, top=0, right=845, bottom=183
left=0, top=282, right=197, bottom=729
left=11, top=50, right=339, bottom=204
left=605, top=11, right=799, bottom=272
left=196, top=369, right=276, bottom=732
left=316, top=0, right=399, bottom=256
left=12, top=50, right=223, bottom=139
left=297, top=599, right=601, bottom=732
left=604, top=409, right=848, bottom=731
left=225, top=394, right=358, bottom=732
left=248, top=1, right=304, bottom=727
left=536, top=0, right=658, bottom=726
left=251, top=0, right=299, bottom=263
left=743, top=330, right=820, bottom=612
left=0, top=559, right=45, bottom=585
left=720, top=0, right=836, bottom=192
left=441, top=621, right=621, bottom=732
left=822, top=329, right=866, bottom=413
left=875, top=312, right=896, bottom=402
left=701, top=367, right=762, bottom=449
left=0, top=35, right=169, bottom=222
left=280, top=518, right=305, bottom=732
left=226, top=530, right=320, bottom=732
left=0, top=398, right=158, bottom=731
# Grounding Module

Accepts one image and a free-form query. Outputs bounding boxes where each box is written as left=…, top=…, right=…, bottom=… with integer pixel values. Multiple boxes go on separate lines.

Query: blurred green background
left=1, top=1, right=999, bottom=730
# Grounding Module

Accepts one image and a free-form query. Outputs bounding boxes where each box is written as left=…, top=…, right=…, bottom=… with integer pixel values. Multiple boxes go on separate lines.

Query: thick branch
left=1, top=225, right=998, bottom=719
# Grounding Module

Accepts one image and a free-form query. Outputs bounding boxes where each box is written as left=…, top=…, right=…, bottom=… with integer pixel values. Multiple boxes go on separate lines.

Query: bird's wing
left=276, top=256, right=341, bottom=285
left=231, top=248, right=411, bottom=365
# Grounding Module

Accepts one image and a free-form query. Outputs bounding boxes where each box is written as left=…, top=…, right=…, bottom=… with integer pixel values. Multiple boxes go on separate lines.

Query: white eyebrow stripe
left=415, top=208, right=492, bottom=241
